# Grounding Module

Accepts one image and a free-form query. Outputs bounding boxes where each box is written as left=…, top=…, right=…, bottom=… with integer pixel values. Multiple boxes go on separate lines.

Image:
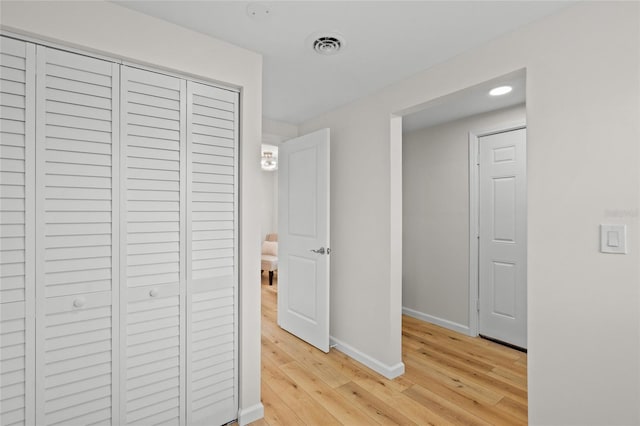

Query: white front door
left=478, top=127, right=527, bottom=349
left=277, top=129, right=330, bottom=353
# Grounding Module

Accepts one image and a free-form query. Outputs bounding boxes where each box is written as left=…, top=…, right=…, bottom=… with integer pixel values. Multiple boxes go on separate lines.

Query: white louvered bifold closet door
left=34, top=46, right=119, bottom=426
left=0, top=36, right=240, bottom=426
left=0, top=36, right=35, bottom=426
left=121, top=66, right=186, bottom=426
left=186, top=81, right=238, bottom=426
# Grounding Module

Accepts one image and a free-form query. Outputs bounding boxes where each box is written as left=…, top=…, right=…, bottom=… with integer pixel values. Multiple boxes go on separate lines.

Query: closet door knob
left=73, top=297, right=86, bottom=308
left=149, top=288, right=159, bottom=297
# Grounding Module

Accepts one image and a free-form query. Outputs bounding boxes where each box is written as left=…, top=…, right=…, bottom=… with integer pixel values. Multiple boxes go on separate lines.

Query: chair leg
left=269, top=271, right=273, bottom=286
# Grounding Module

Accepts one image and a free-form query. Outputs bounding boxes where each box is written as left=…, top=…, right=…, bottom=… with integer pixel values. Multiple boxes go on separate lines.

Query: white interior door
left=277, top=128, right=330, bottom=353
left=479, top=127, right=527, bottom=349
left=0, top=36, right=240, bottom=426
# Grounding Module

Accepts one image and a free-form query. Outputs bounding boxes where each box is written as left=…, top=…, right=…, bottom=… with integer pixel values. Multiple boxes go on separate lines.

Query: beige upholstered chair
left=261, top=233, right=278, bottom=285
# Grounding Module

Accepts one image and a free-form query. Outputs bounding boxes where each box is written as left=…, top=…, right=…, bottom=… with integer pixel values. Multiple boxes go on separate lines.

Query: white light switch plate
left=600, top=224, right=627, bottom=254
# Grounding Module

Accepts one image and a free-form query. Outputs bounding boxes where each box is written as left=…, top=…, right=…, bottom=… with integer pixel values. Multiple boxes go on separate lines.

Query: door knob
left=310, top=247, right=326, bottom=254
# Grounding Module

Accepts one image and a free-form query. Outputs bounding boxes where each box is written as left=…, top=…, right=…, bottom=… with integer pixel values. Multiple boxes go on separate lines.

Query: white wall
left=0, top=2, right=264, bottom=423
left=260, top=170, right=277, bottom=241
left=260, top=118, right=298, bottom=241
left=300, top=2, right=639, bottom=424
left=402, top=105, right=526, bottom=331
left=263, top=117, right=298, bottom=144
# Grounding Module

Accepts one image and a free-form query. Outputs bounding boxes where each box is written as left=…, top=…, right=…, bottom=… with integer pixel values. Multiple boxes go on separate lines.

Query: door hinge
left=476, top=299, right=480, bottom=312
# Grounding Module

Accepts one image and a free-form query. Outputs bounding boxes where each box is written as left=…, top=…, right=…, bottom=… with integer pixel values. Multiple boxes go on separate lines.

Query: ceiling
left=403, top=69, right=526, bottom=134
left=115, top=1, right=573, bottom=125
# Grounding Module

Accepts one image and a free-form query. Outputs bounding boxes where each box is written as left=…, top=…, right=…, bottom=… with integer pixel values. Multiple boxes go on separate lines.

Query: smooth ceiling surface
left=403, top=70, right=526, bottom=134
left=116, top=1, right=573, bottom=124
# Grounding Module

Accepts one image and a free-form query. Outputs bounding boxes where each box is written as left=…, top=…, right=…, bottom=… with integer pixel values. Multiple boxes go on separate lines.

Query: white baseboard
left=238, top=403, right=264, bottom=426
left=330, top=336, right=405, bottom=379
left=402, top=306, right=471, bottom=336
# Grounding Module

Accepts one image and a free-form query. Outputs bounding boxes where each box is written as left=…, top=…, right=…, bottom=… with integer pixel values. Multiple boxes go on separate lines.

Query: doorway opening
left=396, top=69, right=528, bottom=350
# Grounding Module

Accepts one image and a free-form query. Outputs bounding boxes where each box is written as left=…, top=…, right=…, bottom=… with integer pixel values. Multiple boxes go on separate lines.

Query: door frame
left=468, top=121, right=526, bottom=337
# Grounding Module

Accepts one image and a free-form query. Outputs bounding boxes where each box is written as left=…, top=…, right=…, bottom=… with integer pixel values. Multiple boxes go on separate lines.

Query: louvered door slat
left=0, top=36, right=34, bottom=426
left=186, top=81, right=238, bottom=425
left=121, top=66, right=185, bottom=426
left=34, top=45, right=118, bottom=426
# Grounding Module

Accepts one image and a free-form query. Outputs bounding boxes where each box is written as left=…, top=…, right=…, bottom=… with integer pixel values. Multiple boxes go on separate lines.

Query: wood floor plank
left=261, top=355, right=341, bottom=425
left=404, top=344, right=528, bottom=405
left=495, top=396, right=528, bottom=422
left=262, top=335, right=296, bottom=367
left=488, top=366, right=528, bottom=390
left=403, top=384, right=493, bottom=426
left=403, top=317, right=524, bottom=364
left=261, top=381, right=305, bottom=426
left=336, top=381, right=419, bottom=425
left=245, top=419, right=269, bottom=426
left=349, top=373, right=455, bottom=426
left=279, top=361, right=378, bottom=425
left=403, top=353, right=504, bottom=405
left=402, top=365, right=526, bottom=426
left=262, top=319, right=352, bottom=388
left=402, top=324, right=524, bottom=373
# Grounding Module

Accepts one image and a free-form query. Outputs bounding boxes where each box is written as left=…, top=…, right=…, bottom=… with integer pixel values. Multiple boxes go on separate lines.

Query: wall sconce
left=261, top=151, right=277, bottom=171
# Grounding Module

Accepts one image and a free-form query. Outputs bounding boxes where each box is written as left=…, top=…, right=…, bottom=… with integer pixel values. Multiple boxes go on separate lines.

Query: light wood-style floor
left=251, top=274, right=527, bottom=425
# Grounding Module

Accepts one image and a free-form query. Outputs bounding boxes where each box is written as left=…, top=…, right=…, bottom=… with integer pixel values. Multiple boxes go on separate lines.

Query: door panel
left=121, top=66, right=185, bottom=426
left=278, top=129, right=330, bottom=353
left=186, top=81, right=238, bottom=426
left=478, top=128, right=527, bottom=349
left=34, top=45, right=118, bottom=426
left=0, top=36, right=34, bottom=426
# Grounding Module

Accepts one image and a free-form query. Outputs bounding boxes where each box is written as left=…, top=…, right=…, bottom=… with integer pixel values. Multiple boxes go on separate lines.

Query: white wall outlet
left=600, top=224, right=627, bottom=254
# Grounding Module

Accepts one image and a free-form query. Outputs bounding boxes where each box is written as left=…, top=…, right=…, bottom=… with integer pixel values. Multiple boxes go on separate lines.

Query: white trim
left=232, top=90, right=241, bottom=422
left=468, top=121, right=526, bottom=338
left=122, top=60, right=240, bottom=94
left=330, top=336, right=405, bottom=379
left=1, top=28, right=120, bottom=63
left=389, top=114, right=404, bottom=360
left=402, top=307, right=471, bottom=336
left=237, top=403, right=265, bottom=426
left=0, top=29, right=240, bottom=94
left=468, top=131, right=480, bottom=337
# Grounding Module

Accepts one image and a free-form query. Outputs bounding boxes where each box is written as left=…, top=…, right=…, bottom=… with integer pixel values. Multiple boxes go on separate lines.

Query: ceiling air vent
left=309, top=32, right=346, bottom=56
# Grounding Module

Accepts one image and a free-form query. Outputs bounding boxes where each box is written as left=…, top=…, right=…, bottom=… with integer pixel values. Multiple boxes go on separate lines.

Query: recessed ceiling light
left=489, top=86, right=513, bottom=96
